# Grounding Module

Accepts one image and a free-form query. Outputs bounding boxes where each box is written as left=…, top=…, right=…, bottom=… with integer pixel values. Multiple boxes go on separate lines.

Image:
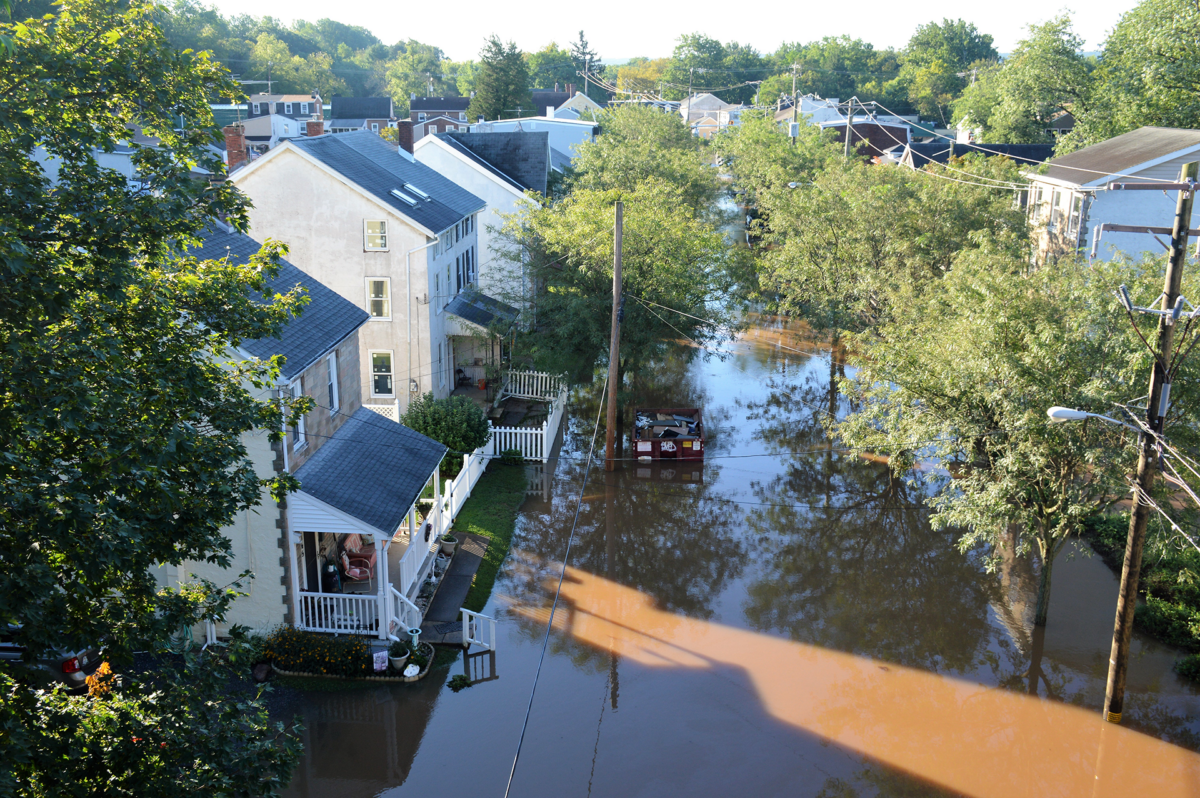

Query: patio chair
left=339, top=533, right=377, bottom=592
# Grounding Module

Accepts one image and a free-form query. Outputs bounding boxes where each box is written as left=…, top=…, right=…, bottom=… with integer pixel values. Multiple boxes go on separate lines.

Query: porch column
left=408, top=504, right=416, bottom=541
left=432, top=465, right=442, bottom=536
left=378, top=537, right=391, bottom=641
left=289, top=532, right=303, bottom=629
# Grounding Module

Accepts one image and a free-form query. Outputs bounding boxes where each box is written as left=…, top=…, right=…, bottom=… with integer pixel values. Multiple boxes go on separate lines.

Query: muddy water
left=282, top=315, right=1200, bottom=798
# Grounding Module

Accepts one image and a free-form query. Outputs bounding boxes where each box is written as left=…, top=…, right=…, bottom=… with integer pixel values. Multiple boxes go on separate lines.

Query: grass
left=450, top=462, right=529, bottom=613
left=1084, top=513, right=1200, bottom=680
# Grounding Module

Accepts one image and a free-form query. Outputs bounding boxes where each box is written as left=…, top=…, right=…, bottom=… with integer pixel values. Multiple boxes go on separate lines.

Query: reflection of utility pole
left=1103, top=161, right=1198, bottom=724
left=605, top=201, right=623, bottom=470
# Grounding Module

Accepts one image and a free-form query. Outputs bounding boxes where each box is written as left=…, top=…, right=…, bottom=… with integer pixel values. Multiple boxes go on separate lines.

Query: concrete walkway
left=420, top=533, right=489, bottom=645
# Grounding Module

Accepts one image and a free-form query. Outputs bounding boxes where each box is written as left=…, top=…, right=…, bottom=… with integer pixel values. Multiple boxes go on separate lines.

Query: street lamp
left=1046, top=406, right=1141, bottom=434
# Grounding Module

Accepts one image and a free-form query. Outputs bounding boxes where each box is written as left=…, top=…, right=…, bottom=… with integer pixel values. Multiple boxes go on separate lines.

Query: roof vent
left=403, top=182, right=431, bottom=201
left=390, top=189, right=418, bottom=206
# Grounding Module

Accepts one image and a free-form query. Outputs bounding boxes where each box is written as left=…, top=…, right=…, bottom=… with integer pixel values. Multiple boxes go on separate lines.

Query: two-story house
left=246, top=92, right=324, bottom=122
left=155, top=223, right=449, bottom=641
left=229, top=130, right=489, bottom=420
left=1023, top=126, right=1200, bottom=265
left=411, top=96, right=472, bottom=141
left=329, top=96, right=397, bottom=134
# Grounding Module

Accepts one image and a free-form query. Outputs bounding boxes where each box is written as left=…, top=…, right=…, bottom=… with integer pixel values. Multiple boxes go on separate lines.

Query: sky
left=207, top=0, right=1137, bottom=61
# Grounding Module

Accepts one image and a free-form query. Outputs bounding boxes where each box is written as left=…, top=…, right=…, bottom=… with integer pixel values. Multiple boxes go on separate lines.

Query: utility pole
left=583, top=56, right=590, bottom=103
left=790, top=64, right=799, bottom=147
left=687, top=67, right=694, bottom=130
left=843, top=98, right=854, bottom=159
left=1103, top=161, right=1198, bottom=723
left=605, top=201, right=623, bottom=471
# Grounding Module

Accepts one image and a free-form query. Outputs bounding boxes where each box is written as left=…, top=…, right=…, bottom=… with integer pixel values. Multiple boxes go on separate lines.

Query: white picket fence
left=500, top=370, right=565, bottom=402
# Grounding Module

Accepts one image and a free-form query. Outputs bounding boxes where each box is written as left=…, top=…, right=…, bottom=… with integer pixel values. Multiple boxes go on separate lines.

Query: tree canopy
left=468, top=35, right=533, bottom=121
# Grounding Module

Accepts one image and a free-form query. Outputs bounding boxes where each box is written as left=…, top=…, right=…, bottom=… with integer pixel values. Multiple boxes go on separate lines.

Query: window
left=274, top=102, right=282, bottom=114
left=372, top=123, right=379, bottom=132
left=290, top=381, right=307, bottom=450
left=370, top=351, right=394, bottom=396
left=285, top=102, right=293, bottom=115
left=459, top=112, right=466, bottom=120
left=446, top=264, right=451, bottom=297
left=437, top=343, right=444, bottom=387
left=364, top=220, right=388, bottom=250
left=301, top=102, right=309, bottom=115
left=367, top=279, right=391, bottom=319
left=435, top=273, right=441, bottom=311
left=418, top=112, right=427, bottom=122
left=252, top=102, right=260, bottom=115
left=468, top=246, right=476, bottom=284
left=456, top=254, right=462, bottom=293
left=326, top=352, right=340, bottom=413
left=455, top=222, right=461, bottom=243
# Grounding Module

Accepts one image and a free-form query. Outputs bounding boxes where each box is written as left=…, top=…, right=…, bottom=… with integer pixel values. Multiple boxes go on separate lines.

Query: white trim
left=290, top=380, right=307, bottom=451
left=289, top=490, right=392, bottom=539
left=369, top=349, right=396, bottom=398
left=229, top=143, right=442, bottom=238
left=326, top=351, right=340, bottom=414
left=364, top=219, right=389, bottom=251
left=366, top=277, right=391, bottom=321
left=414, top=136, right=535, bottom=203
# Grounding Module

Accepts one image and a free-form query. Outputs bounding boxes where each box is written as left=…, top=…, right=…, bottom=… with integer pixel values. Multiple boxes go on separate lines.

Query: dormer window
left=252, top=102, right=261, bottom=115
left=301, top=102, right=309, bottom=115
left=285, top=102, right=293, bottom=115
left=459, top=112, right=466, bottom=120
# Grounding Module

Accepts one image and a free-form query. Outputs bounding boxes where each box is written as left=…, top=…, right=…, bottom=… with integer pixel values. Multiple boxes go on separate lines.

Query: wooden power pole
left=1103, top=161, right=1198, bottom=723
left=605, top=201, right=623, bottom=471
left=790, top=64, right=799, bottom=147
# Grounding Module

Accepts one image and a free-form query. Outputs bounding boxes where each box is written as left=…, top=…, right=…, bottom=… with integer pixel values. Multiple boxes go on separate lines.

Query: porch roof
left=445, top=290, right=520, bottom=330
left=294, top=407, right=446, bottom=536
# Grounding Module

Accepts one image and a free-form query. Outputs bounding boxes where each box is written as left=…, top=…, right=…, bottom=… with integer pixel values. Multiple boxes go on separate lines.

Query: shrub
left=387, top=640, right=409, bottom=658
left=262, top=627, right=373, bottom=677
left=401, top=392, right=491, bottom=472
left=1177, top=653, right=1200, bottom=681
left=408, top=645, right=430, bottom=670
left=1134, top=597, right=1200, bottom=652
left=500, top=447, right=524, bottom=465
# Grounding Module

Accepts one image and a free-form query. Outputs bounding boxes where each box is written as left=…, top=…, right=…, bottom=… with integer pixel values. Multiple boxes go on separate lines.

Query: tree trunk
left=1027, top=623, right=1046, bottom=696
left=828, top=332, right=840, bottom=420
left=1033, top=539, right=1056, bottom=627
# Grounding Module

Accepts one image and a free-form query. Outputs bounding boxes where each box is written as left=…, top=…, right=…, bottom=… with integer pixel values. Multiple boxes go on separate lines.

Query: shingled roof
left=287, top=130, right=485, bottom=234
left=330, top=95, right=394, bottom=120
left=294, top=407, right=447, bottom=535
left=411, top=96, right=471, bottom=113
left=439, top=131, right=549, bottom=195
left=188, top=225, right=368, bottom=380
left=1040, top=126, right=1200, bottom=186
left=445, top=290, right=520, bottom=329
left=900, top=141, right=1055, bottom=169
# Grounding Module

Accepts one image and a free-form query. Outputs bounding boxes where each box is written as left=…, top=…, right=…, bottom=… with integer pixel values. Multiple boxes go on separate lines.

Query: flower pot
left=476, top=377, right=486, bottom=390
left=389, top=653, right=409, bottom=671
left=440, top=538, right=457, bottom=555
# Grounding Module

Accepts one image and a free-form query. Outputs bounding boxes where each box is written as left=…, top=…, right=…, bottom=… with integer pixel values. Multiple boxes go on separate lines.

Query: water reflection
left=505, top=564, right=1200, bottom=798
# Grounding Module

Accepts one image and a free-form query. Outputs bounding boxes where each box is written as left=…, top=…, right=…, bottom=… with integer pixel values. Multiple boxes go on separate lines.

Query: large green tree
left=0, top=0, right=303, bottom=790
left=527, top=41, right=575, bottom=90
left=899, top=18, right=998, bottom=123
left=468, top=35, right=532, bottom=120
left=568, top=30, right=605, bottom=103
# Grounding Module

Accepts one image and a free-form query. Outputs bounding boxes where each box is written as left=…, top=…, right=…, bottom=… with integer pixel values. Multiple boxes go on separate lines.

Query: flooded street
left=282, top=315, right=1200, bottom=797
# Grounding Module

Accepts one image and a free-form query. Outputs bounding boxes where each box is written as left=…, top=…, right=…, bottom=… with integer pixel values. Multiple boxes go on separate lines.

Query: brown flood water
left=282, top=315, right=1200, bottom=798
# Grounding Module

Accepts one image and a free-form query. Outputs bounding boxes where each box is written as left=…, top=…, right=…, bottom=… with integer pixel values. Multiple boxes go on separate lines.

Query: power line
left=503, top=372, right=608, bottom=798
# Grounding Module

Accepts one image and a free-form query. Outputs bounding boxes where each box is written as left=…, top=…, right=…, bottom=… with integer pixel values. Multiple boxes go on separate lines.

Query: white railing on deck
left=297, top=593, right=380, bottom=635
left=390, top=586, right=423, bottom=634
left=364, top=401, right=400, bottom=422
left=394, top=525, right=439, bottom=599
left=500, top=370, right=564, bottom=402
left=462, top=608, right=496, bottom=651
left=444, top=446, right=489, bottom=521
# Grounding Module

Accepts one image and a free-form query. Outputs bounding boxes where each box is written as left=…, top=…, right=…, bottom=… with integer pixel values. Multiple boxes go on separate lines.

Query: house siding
left=285, top=330, right=363, bottom=471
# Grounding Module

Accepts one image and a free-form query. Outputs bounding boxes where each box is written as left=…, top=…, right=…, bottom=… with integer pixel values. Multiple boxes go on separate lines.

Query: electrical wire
left=502, top=372, right=608, bottom=798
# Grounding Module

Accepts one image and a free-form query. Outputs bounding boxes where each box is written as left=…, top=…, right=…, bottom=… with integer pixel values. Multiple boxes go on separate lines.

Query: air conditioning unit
left=409, top=378, right=420, bottom=393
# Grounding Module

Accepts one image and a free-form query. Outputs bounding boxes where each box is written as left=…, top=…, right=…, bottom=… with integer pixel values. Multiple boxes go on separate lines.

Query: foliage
left=468, top=35, right=532, bottom=121
left=401, top=393, right=491, bottom=467
left=834, top=252, right=1200, bottom=626
left=499, top=447, right=523, bottom=465
left=407, top=644, right=429, bottom=670
left=453, top=464, right=528, bottom=613
left=898, top=18, right=998, bottom=124
left=447, top=673, right=472, bottom=691
left=387, top=639, right=409, bottom=658
left=262, top=626, right=372, bottom=676
left=0, top=642, right=300, bottom=795
left=568, top=31, right=605, bottom=103
left=662, top=33, right=767, bottom=105
left=526, top=41, right=575, bottom=91
left=1062, top=0, right=1200, bottom=152
left=497, top=178, right=737, bottom=380
left=952, top=16, right=1091, bottom=144
left=248, top=31, right=349, bottom=98
left=568, top=105, right=723, bottom=218
left=385, top=40, right=454, bottom=114
left=762, top=37, right=903, bottom=111
left=753, top=156, right=1028, bottom=336
left=713, top=109, right=840, bottom=207
left=616, top=57, right=671, bottom=95
left=1178, top=653, right=1200, bottom=681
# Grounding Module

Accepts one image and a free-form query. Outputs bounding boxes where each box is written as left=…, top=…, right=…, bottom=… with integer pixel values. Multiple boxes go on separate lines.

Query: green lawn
left=449, top=463, right=529, bottom=613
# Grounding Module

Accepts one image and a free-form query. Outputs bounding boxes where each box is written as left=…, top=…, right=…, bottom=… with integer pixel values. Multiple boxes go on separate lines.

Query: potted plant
left=387, top=640, right=410, bottom=671
left=440, top=534, right=457, bottom=555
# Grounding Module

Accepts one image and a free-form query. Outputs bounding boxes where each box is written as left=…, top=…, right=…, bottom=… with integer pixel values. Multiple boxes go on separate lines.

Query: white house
left=230, top=130, right=488, bottom=419
left=471, top=115, right=598, bottom=160
left=1022, top=126, right=1200, bottom=265
left=155, top=224, right=449, bottom=641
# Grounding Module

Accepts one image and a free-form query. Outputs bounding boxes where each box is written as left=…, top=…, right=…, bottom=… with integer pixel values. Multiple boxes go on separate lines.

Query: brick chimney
left=306, top=117, right=324, bottom=137
left=567, top=83, right=576, bottom=96
left=223, top=124, right=247, bottom=173
left=310, top=91, right=323, bottom=120
left=396, top=120, right=414, bottom=154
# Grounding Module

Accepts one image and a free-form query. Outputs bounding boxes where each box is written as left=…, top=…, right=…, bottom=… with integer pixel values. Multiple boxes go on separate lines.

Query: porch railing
left=394, top=525, right=438, bottom=599
left=296, top=592, right=380, bottom=635
left=462, top=608, right=496, bottom=651
left=390, top=586, right=423, bottom=635
left=499, top=369, right=564, bottom=402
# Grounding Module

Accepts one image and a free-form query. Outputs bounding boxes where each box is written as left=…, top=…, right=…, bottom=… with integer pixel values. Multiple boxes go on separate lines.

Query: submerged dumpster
left=632, top=408, right=705, bottom=460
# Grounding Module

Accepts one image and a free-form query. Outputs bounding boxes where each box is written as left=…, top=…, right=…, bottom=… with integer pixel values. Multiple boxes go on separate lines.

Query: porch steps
left=420, top=533, right=489, bottom=645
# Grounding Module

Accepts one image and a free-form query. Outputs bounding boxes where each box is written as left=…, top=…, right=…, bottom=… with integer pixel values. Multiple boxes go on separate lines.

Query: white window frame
left=291, top=381, right=307, bottom=451
left=372, top=122, right=379, bottom=132
left=301, top=102, right=309, bottom=115
left=252, top=102, right=261, bottom=115
left=435, top=272, right=442, bottom=313
left=364, top=219, right=388, bottom=251
left=326, top=351, right=340, bottom=414
left=369, top=350, right=395, bottom=397
left=418, top=112, right=426, bottom=122
left=459, top=112, right=466, bottom=120
left=366, top=278, right=391, bottom=320
left=285, top=102, right=293, bottom=115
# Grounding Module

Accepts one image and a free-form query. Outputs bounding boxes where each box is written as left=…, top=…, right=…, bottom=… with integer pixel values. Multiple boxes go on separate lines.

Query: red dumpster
left=632, top=408, right=705, bottom=460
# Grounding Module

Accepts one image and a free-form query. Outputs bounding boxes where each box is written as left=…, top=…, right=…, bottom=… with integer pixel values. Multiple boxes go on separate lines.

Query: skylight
left=390, top=188, right=418, bottom=206
left=403, top=182, right=431, bottom=201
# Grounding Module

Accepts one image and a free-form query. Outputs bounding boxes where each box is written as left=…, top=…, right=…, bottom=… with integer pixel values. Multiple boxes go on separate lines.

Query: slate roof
left=550, top=147, right=572, bottom=172
left=902, top=141, right=1055, bottom=169
left=532, top=90, right=570, bottom=111
left=411, top=96, right=471, bottom=112
left=287, top=130, right=486, bottom=234
left=294, top=407, right=447, bottom=536
left=445, top=290, right=520, bottom=328
left=1041, top=126, right=1200, bottom=185
left=439, top=131, right=549, bottom=195
left=188, top=225, right=368, bottom=380
left=329, top=119, right=367, bottom=130
left=331, top=96, right=394, bottom=120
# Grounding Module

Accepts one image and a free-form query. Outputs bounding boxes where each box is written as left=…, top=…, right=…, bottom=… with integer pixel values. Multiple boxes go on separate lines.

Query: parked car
left=0, top=626, right=102, bottom=692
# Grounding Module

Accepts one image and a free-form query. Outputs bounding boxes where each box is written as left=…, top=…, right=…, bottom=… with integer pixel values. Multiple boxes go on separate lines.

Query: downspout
left=276, top=380, right=290, bottom=473
left=407, top=238, right=438, bottom=402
